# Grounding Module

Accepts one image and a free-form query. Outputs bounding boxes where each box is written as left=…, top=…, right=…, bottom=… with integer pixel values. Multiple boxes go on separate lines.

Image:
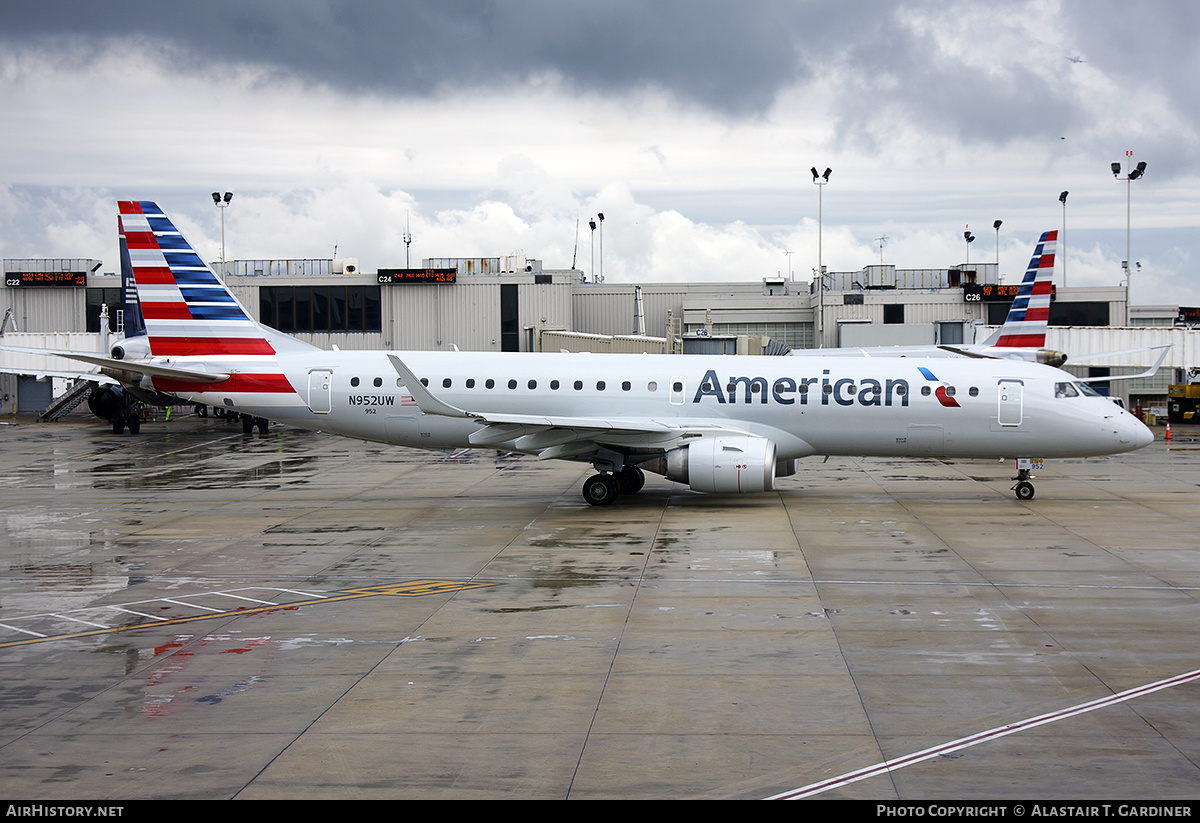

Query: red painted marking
left=141, top=303, right=193, bottom=320
left=994, top=335, right=1045, bottom=347
left=149, top=337, right=276, bottom=356
left=123, top=231, right=161, bottom=249
left=152, top=373, right=296, bottom=394
left=133, top=267, right=176, bottom=284
left=935, top=386, right=960, bottom=407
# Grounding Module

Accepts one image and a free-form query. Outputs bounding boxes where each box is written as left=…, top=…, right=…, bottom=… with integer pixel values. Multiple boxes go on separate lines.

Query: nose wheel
left=1011, top=466, right=1036, bottom=500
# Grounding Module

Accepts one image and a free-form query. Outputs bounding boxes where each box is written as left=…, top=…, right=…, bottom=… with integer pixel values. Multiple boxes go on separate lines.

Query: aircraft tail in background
left=985, top=229, right=1057, bottom=349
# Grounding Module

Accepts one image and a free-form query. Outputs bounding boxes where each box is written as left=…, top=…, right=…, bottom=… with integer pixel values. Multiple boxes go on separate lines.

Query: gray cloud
left=0, top=1, right=804, bottom=115
left=3, top=0, right=1197, bottom=161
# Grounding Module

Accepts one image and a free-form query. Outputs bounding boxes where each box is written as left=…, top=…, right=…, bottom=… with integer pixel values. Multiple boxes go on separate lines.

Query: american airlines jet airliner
left=9, top=202, right=1155, bottom=505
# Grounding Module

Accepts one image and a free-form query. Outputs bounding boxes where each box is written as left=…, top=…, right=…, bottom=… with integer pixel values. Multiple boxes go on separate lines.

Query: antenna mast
left=403, top=212, right=413, bottom=268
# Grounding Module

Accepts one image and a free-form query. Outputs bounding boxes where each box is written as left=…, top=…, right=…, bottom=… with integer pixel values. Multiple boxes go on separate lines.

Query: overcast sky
left=2, top=1, right=1197, bottom=309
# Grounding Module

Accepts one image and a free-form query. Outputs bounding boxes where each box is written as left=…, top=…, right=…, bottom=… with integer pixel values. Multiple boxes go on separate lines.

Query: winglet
left=386, top=354, right=471, bottom=418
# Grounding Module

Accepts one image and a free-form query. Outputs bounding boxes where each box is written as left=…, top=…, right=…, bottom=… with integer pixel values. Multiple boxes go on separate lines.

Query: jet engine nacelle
left=664, top=435, right=777, bottom=494
left=110, top=336, right=152, bottom=361
left=87, top=383, right=125, bottom=420
left=1036, top=349, right=1068, bottom=368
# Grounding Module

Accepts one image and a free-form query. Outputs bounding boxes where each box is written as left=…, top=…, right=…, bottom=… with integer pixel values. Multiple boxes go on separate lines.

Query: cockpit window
left=1056, top=381, right=1103, bottom=398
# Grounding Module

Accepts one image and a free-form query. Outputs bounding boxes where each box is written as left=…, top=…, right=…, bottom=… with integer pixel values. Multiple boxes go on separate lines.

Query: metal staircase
left=39, top=379, right=93, bottom=422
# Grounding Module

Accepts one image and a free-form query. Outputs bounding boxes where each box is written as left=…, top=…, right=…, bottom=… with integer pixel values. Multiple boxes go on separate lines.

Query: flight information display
left=377, top=268, right=457, bottom=284
left=963, top=283, right=1055, bottom=302
left=4, top=271, right=88, bottom=288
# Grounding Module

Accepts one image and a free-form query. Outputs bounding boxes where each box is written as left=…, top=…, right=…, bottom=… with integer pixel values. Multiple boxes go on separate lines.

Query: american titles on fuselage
left=358, top=366, right=953, bottom=409
left=692, top=368, right=912, bottom=407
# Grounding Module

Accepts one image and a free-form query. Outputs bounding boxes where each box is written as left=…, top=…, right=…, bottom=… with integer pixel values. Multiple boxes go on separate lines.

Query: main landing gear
left=582, top=465, right=645, bottom=506
left=241, top=414, right=270, bottom=434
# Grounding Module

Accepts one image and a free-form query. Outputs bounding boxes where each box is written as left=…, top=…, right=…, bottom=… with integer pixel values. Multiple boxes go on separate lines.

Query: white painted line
left=106, top=607, right=168, bottom=621
left=210, top=593, right=277, bottom=605
left=0, top=622, right=47, bottom=638
left=767, top=667, right=1200, bottom=800
left=49, top=614, right=110, bottom=629
left=160, top=599, right=223, bottom=613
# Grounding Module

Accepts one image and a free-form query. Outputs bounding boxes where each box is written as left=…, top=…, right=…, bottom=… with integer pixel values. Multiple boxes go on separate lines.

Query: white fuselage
left=159, top=350, right=1153, bottom=462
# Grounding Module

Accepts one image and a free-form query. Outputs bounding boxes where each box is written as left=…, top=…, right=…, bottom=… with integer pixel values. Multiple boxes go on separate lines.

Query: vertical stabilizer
left=116, top=200, right=308, bottom=401
left=993, top=230, right=1056, bottom=348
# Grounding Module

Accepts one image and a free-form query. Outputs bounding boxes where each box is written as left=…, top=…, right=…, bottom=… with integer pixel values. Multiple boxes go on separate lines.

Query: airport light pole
left=993, top=219, right=1002, bottom=266
left=211, top=191, right=233, bottom=280
left=964, top=229, right=975, bottom=266
left=811, top=167, right=831, bottom=347
left=1112, top=156, right=1146, bottom=325
left=597, top=212, right=605, bottom=284
left=589, top=217, right=597, bottom=283
left=1058, top=191, right=1068, bottom=287
left=403, top=211, right=413, bottom=268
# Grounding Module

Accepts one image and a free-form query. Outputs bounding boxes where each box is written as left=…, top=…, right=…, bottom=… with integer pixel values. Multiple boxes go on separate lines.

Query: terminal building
left=3, top=250, right=1196, bottom=417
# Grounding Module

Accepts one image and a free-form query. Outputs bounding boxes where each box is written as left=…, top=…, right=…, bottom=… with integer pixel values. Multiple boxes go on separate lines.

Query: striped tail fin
left=118, top=200, right=273, bottom=357
left=993, top=230, right=1056, bottom=348
left=117, top=200, right=308, bottom=401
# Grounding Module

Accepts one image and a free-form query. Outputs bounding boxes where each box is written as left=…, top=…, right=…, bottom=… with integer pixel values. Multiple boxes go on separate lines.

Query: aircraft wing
left=937, top=345, right=991, bottom=359
left=1075, top=345, right=1171, bottom=383
left=387, top=353, right=749, bottom=457
left=1, top=345, right=230, bottom=384
left=0, top=366, right=120, bottom=386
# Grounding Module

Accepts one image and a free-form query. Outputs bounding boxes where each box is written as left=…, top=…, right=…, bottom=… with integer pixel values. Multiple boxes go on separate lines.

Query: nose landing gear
left=1011, top=458, right=1040, bottom=500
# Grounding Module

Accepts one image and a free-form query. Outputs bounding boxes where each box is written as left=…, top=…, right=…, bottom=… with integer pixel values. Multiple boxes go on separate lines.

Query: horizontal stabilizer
left=1, top=345, right=229, bottom=384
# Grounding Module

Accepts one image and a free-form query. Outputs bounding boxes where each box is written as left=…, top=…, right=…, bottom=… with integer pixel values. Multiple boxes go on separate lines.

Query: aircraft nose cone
left=1135, top=420, right=1155, bottom=448
left=1122, top=415, right=1155, bottom=448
